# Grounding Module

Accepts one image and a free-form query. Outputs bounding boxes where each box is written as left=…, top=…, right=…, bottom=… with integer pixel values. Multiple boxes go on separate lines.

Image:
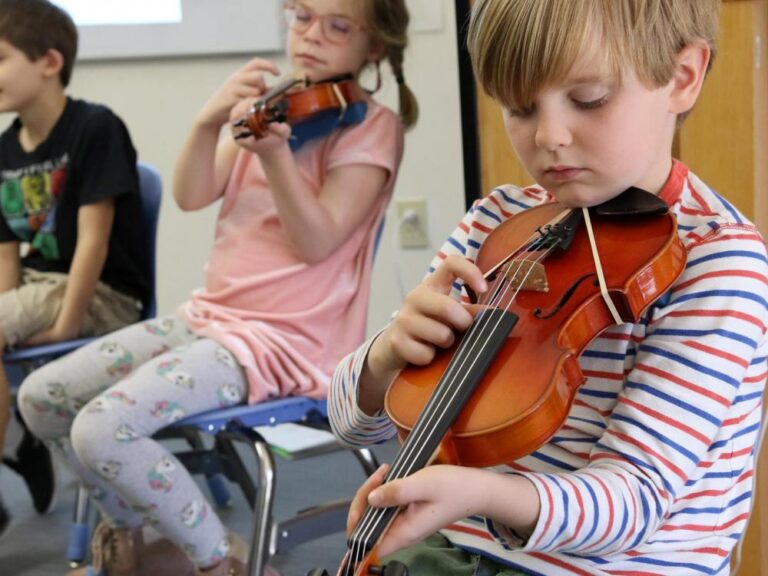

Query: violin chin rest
left=594, top=187, right=669, bottom=217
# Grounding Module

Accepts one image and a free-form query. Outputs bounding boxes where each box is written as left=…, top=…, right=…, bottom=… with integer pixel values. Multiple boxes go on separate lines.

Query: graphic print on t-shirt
left=0, top=154, right=68, bottom=260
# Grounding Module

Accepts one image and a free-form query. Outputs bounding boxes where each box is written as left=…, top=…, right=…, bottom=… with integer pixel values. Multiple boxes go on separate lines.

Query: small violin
left=232, top=74, right=367, bottom=140
left=310, top=188, right=687, bottom=576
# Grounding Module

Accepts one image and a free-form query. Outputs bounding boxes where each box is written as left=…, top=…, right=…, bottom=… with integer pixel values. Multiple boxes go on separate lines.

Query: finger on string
left=347, top=464, right=389, bottom=534
left=397, top=314, right=457, bottom=350
left=424, top=255, right=487, bottom=295
left=369, top=472, right=433, bottom=509
left=390, top=335, right=437, bottom=367
left=411, top=292, right=474, bottom=332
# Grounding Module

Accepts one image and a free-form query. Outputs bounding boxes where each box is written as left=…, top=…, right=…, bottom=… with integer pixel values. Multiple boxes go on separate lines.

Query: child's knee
left=17, top=365, right=70, bottom=438
left=70, top=403, right=142, bottom=476
left=70, top=407, right=113, bottom=469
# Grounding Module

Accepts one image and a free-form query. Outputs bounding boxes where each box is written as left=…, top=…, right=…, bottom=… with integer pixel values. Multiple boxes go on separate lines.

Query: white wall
left=2, top=0, right=467, bottom=337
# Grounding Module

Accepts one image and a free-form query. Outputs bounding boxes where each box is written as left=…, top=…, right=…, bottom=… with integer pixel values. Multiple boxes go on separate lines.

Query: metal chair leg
left=66, top=486, right=91, bottom=566
left=352, top=447, right=380, bottom=476
left=250, top=440, right=276, bottom=576
left=222, top=420, right=276, bottom=576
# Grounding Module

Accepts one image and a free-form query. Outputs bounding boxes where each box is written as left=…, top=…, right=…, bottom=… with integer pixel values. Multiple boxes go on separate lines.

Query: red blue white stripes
left=329, top=162, right=768, bottom=575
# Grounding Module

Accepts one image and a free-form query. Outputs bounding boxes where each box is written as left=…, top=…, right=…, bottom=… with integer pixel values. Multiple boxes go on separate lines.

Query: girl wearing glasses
left=18, top=1, right=417, bottom=575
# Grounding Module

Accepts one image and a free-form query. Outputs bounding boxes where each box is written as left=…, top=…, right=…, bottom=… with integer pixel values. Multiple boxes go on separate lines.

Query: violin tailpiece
left=503, top=259, right=549, bottom=292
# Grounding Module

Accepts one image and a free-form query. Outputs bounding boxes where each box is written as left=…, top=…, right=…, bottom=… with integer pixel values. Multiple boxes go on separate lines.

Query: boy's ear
left=39, top=48, right=65, bottom=82
left=668, top=40, right=711, bottom=115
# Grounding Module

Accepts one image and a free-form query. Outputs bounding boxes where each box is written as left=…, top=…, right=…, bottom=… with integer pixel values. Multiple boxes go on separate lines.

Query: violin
left=231, top=74, right=367, bottom=141
left=309, top=188, right=687, bottom=576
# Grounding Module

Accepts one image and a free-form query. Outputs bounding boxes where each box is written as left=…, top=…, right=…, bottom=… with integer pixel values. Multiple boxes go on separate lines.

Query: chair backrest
left=372, top=216, right=385, bottom=262
left=136, top=162, right=162, bottom=320
left=3, top=163, right=162, bottom=374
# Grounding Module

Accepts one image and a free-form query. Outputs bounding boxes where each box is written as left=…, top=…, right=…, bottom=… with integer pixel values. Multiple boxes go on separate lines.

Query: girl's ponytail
left=388, top=45, right=419, bottom=130
left=365, top=0, right=419, bottom=130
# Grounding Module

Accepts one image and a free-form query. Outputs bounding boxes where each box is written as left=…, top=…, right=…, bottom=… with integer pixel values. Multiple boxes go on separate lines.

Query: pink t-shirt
left=178, top=101, right=403, bottom=404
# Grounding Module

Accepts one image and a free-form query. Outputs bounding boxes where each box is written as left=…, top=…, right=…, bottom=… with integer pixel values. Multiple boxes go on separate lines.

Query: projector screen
left=52, top=0, right=284, bottom=60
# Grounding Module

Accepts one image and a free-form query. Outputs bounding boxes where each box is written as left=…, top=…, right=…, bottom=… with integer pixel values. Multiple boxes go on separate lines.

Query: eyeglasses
left=284, top=3, right=365, bottom=45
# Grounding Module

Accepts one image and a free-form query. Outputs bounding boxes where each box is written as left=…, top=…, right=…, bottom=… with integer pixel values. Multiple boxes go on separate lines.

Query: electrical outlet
left=396, top=198, right=429, bottom=249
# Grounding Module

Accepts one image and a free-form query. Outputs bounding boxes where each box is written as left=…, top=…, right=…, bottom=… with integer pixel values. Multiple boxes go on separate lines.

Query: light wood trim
left=734, top=3, right=768, bottom=571
left=753, top=0, right=767, bottom=236
left=736, top=411, right=768, bottom=575
left=677, top=1, right=755, bottom=220
left=477, top=88, right=533, bottom=195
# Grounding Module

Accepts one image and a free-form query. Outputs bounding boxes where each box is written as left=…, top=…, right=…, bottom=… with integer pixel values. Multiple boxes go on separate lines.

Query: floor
left=0, top=414, right=398, bottom=576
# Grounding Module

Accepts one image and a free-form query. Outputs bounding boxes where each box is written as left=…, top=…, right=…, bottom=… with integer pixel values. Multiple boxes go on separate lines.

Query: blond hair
left=361, top=0, right=419, bottom=130
left=467, top=0, right=720, bottom=112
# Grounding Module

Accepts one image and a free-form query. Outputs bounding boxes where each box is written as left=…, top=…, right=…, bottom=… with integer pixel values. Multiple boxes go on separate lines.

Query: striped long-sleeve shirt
left=329, top=161, right=768, bottom=576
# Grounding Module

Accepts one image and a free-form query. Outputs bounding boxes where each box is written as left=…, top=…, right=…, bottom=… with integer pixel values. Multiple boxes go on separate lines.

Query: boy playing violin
left=329, top=1, right=768, bottom=575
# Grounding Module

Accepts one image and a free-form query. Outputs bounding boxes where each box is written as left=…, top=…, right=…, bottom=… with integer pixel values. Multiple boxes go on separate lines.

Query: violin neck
left=393, top=308, right=519, bottom=472
left=349, top=307, right=519, bottom=548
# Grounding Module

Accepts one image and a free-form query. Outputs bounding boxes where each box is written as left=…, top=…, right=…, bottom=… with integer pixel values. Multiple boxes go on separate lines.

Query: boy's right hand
left=196, top=58, right=280, bottom=130
left=369, top=255, right=488, bottom=376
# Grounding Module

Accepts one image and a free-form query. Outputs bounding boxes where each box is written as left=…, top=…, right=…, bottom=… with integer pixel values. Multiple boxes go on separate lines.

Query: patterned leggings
left=17, top=315, right=249, bottom=567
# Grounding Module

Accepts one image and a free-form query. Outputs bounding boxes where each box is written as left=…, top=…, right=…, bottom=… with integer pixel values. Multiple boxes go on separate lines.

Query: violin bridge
left=503, top=260, right=548, bottom=292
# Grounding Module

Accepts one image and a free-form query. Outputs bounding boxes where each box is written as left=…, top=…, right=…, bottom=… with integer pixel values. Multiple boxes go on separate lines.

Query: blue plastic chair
left=166, top=397, right=379, bottom=576
left=2, top=161, right=163, bottom=564
left=3, top=161, right=161, bottom=375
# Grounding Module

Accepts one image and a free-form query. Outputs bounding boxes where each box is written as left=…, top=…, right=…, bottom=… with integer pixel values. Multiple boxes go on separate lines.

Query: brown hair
left=467, top=0, right=720, bottom=112
left=361, top=0, right=419, bottom=130
left=0, top=0, right=78, bottom=87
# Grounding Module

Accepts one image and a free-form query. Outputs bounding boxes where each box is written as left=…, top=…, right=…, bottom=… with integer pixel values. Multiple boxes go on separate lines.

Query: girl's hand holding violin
left=349, top=463, right=540, bottom=558
left=361, top=256, right=488, bottom=414
left=228, top=96, right=291, bottom=156
left=196, top=57, right=280, bottom=130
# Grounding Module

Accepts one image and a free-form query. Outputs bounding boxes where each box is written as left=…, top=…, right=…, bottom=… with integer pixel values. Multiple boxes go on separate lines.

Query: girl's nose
left=534, top=110, right=572, bottom=151
left=303, top=18, right=324, bottom=43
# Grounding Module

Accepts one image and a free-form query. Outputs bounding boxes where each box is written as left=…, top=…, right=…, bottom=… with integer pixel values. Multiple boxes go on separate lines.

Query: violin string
left=349, top=243, right=555, bottom=566
left=346, top=250, right=552, bottom=570
left=374, top=226, right=555, bottom=483
left=348, top=227, right=562, bottom=562
left=480, top=208, right=573, bottom=283
left=348, top=214, right=571, bottom=568
left=350, top=240, right=559, bottom=561
left=388, top=246, right=553, bottom=480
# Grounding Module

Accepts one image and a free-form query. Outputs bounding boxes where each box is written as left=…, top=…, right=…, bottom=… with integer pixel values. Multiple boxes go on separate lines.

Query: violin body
left=386, top=200, right=686, bottom=467
left=232, top=75, right=366, bottom=140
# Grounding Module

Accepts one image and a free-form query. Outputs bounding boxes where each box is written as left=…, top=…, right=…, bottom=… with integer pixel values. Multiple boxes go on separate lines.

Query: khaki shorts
left=0, top=269, right=142, bottom=347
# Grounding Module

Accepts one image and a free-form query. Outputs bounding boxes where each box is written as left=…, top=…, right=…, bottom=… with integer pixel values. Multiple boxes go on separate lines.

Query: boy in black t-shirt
left=0, top=0, right=149, bottom=532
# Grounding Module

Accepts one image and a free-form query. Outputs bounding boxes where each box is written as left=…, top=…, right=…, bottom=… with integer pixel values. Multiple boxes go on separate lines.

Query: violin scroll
left=232, top=75, right=307, bottom=140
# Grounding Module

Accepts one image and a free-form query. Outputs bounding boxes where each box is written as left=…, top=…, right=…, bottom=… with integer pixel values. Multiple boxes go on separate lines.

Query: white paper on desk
left=253, top=423, right=337, bottom=454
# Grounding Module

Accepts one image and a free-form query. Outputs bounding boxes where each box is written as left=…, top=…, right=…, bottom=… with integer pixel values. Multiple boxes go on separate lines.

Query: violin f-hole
left=534, top=273, right=598, bottom=320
